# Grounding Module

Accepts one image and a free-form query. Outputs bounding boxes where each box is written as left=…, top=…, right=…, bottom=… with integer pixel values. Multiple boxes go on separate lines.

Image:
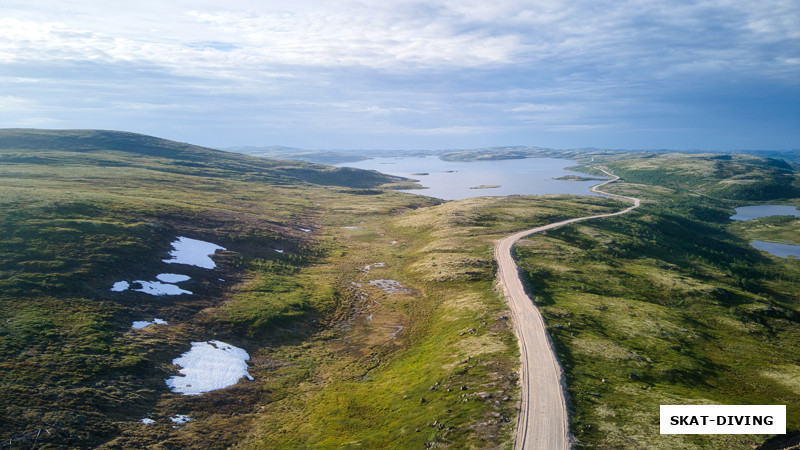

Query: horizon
left=1, top=1, right=798, bottom=151
left=4, top=127, right=800, bottom=154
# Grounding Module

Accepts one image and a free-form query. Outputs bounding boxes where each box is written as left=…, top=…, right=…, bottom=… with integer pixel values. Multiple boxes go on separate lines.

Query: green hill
left=0, top=129, right=520, bottom=449
left=0, top=129, right=411, bottom=189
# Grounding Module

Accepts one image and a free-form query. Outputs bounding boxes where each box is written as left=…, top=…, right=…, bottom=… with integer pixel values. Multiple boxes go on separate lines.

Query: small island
left=469, top=184, right=501, bottom=190
left=411, top=172, right=430, bottom=176
left=552, top=175, right=605, bottom=181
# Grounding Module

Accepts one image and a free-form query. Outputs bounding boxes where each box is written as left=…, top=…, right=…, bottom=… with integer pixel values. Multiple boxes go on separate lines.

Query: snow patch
left=274, top=249, right=284, bottom=253
left=156, top=273, right=191, bottom=283
left=162, top=236, right=226, bottom=269
left=132, top=280, right=192, bottom=296
left=165, top=340, right=253, bottom=395
left=111, top=281, right=130, bottom=292
left=140, top=418, right=156, bottom=425
left=132, top=318, right=168, bottom=329
left=170, top=414, right=193, bottom=424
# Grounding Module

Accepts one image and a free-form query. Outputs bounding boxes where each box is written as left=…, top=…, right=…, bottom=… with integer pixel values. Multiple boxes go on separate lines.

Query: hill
left=0, top=129, right=520, bottom=448
left=0, top=129, right=410, bottom=189
left=2, top=130, right=798, bottom=448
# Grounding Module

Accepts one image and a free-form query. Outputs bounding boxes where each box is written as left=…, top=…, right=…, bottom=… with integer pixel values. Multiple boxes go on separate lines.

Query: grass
left=0, top=129, right=526, bottom=449
left=512, top=182, right=800, bottom=448
left=3, top=129, right=799, bottom=449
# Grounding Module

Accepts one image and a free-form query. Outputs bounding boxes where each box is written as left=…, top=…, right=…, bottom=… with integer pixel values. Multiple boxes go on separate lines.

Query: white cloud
left=1, top=0, right=797, bottom=149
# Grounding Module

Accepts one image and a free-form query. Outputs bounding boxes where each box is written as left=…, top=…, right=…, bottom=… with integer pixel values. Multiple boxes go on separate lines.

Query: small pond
left=730, top=205, right=800, bottom=221
left=751, top=240, right=800, bottom=259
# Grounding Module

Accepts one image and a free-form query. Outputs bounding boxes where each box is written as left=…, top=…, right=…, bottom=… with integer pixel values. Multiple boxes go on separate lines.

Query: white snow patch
left=275, top=249, right=284, bottom=253
left=111, top=281, right=130, bottom=292
left=132, top=280, right=192, bottom=296
left=132, top=318, right=168, bottom=329
left=170, top=414, right=193, bottom=424
left=162, top=236, right=226, bottom=269
left=165, top=340, right=253, bottom=395
left=156, top=273, right=191, bottom=283
left=140, top=418, right=156, bottom=424
left=299, top=228, right=312, bottom=233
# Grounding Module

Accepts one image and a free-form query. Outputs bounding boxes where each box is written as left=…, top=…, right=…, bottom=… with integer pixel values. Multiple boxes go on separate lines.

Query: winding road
left=495, top=168, right=640, bottom=449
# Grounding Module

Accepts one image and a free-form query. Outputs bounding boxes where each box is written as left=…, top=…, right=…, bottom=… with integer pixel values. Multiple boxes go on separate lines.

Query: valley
left=1, top=129, right=799, bottom=449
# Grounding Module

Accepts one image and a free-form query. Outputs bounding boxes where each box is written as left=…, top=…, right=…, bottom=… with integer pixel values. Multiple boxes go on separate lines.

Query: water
left=730, top=205, right=800, bottom=221
left=336, top=156, right=606, bottom=200
left=751, top=240, right=800, bottom=258
left=729, top=205, right=800, bottom=257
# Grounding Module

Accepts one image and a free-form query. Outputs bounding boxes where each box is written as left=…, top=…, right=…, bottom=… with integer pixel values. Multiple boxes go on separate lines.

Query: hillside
left=2, top=130, right=798, bottom=449
left=0, top=129, right=522, bottom=448
left=0, top=129, right=408, bottom=189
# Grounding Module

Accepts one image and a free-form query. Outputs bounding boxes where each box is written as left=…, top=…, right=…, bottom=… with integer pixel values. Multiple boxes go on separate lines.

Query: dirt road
left=495, top=169, right=639, bottom=449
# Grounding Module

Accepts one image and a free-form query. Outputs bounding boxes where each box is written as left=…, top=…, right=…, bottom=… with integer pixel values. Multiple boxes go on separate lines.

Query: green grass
left=513, top=187, right=800, bottom=448
left=3, top=129, right=799, bottom=449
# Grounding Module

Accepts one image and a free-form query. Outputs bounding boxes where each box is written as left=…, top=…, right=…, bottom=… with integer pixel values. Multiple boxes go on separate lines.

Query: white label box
left=660, top=405, right=786, bottom=434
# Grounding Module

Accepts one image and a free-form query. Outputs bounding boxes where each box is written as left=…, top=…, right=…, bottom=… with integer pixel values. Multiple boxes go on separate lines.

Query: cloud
left=0, top=0, right=797, bottom=149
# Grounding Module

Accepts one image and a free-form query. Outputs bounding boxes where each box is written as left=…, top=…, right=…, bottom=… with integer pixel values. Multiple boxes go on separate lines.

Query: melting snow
left=140, top=418, right=156, bottom=425
left=132, top=280, right=192, bottom=296
left=275, top=249, right=284, bottom=253
left=165, top=340, right=253, bottom=395
left=170, top=414, right=193, bottom=424
left=132, top=318, right=168, bottom=329
left=299, top=228, right=312, bottom=233
left=111, top=281, right=130, bottom=292
left=156, top=273, right=191, bottom=283
left=162, top=236, right=226, bottom=269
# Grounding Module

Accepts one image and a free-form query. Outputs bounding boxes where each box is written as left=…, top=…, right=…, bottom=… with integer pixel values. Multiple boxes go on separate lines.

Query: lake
left=729, top=205, right=800, bottom=258
left=751, top=240, right=800, bottom=259
left=730, top=205, right=800, bottom=221
left=336, top=156, right=606, bottom=200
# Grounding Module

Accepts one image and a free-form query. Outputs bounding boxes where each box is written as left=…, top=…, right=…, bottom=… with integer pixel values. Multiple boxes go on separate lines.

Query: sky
left=1, top=0, right=798, bottom=150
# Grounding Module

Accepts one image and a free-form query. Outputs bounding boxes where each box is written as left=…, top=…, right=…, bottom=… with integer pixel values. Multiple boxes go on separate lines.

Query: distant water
left=729, top=205, right=800, bottom=257
left=751, top=240, right=800, bottom=258
left=730, top=205, right=800, bottom=221
left=336, top=156, right=606, bottom=200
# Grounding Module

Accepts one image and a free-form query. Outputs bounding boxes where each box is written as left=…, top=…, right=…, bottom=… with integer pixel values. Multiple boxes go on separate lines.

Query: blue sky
left=1, top=0, right=798, bottom=150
